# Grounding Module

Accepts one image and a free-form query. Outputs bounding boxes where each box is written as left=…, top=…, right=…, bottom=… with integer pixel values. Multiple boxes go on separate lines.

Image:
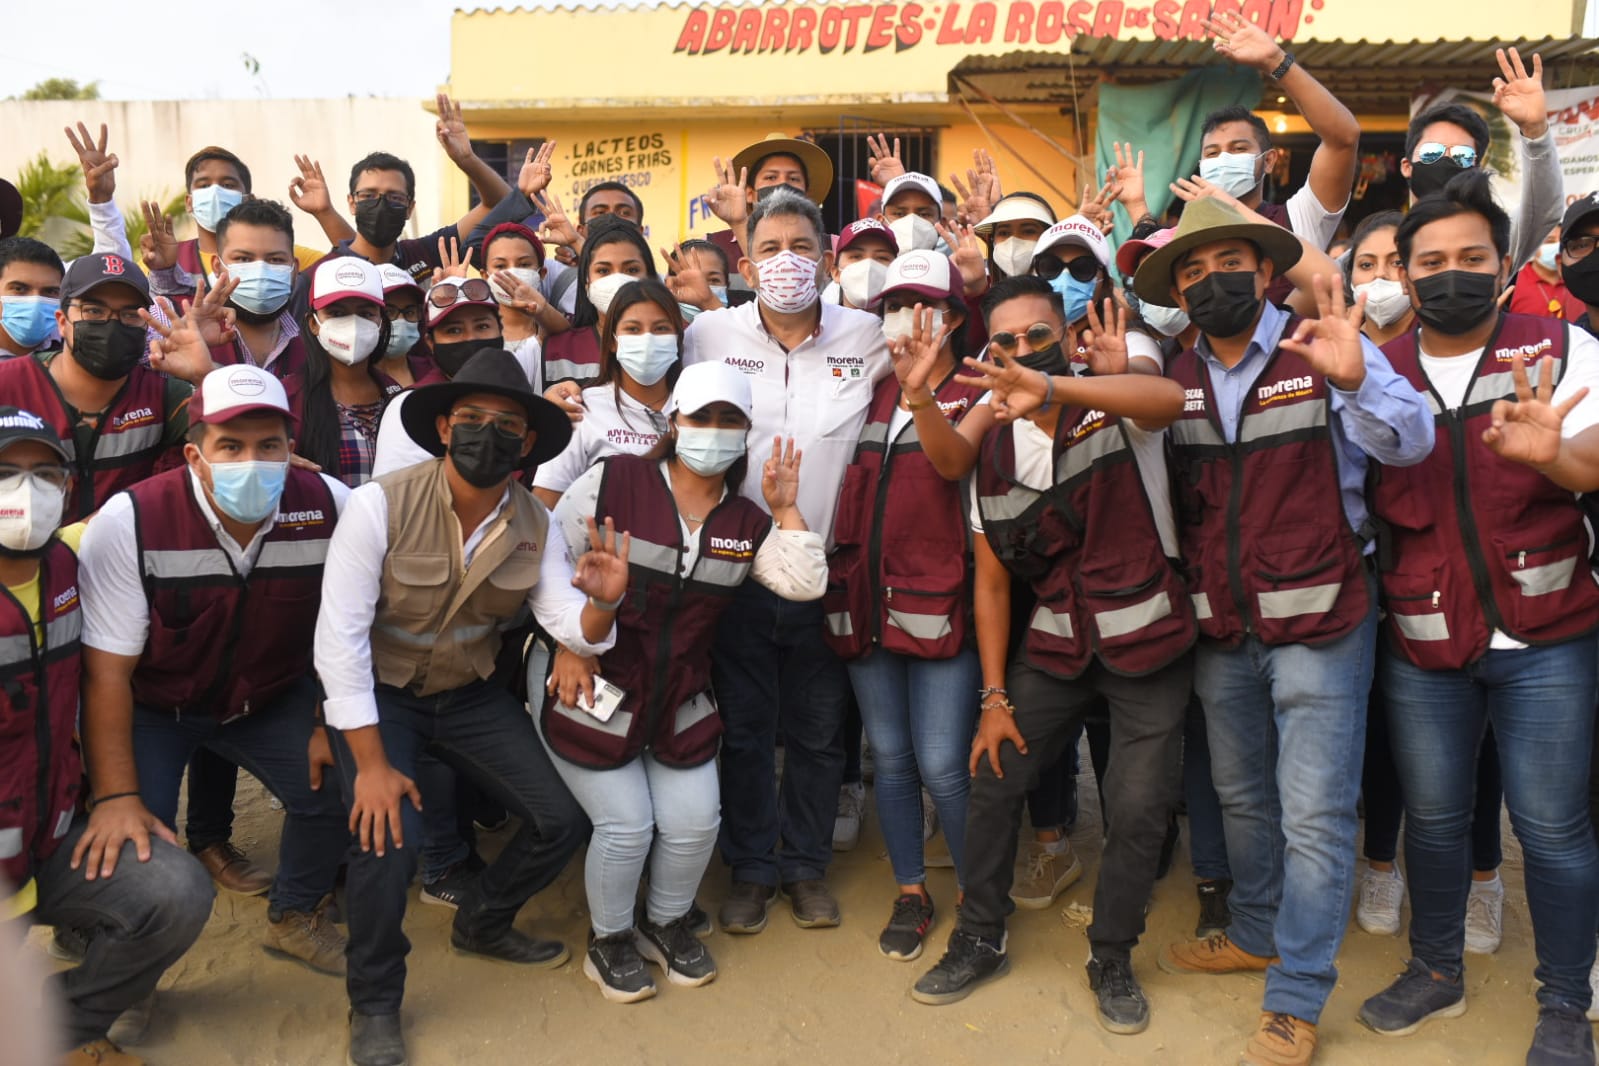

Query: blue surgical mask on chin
left=191, top=184, right=245, bottom=233
left=1051, top=274, right=1098, bottom=325
left=204, top=457, right=288, bottom=523
left=1198, top=152, right=1262, bottom=199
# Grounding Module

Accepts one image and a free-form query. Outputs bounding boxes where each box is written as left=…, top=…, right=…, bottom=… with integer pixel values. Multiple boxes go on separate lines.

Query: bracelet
left=905, top=392, right=937, bottom=411
left=1037, top=370, right=1056, bottom=413
left=1270, top=51, right=1296, bottom=80
left=981, top=693, right=1016, bottom=713
left=978, top=686, right=1008, bottom=699
left=588, top=592, right=625, bottom=612
left=93, top=790, right=140, bottom=806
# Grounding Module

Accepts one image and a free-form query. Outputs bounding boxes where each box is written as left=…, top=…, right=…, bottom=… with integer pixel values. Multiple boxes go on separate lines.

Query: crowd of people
left=4, top=14, right=1599, bottom=1066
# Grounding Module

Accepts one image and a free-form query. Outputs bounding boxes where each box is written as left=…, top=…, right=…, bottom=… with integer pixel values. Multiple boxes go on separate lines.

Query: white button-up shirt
left=682, top=300, right=891, bottom=545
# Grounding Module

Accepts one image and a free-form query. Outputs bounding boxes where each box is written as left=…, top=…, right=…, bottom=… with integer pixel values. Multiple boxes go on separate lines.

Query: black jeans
left=329, top=679, right=587, bottom=1015
left=960, top=654, right=1191, bottom=959
left=183, top=747, right=239, bottom=851
left=34, top=819, right=214, bottom=1047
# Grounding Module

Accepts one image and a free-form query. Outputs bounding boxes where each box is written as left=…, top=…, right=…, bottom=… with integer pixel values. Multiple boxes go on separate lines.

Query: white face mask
left=1353, top=277, right=1413, bottom=329
left=754, top=250, right=821, bottom=314
left=888, top=214, right=939, bottom=253
left=490, top=267, right=542, bottom=306
left=614, top=333, right=680, bottom=387
left=881, top=307, right=943, bottom=345
left=675, top=425, right=746, bottom=476
left=992, top=237, right=1037, bottom=278
left=1141, top=302, right=1191, bottom=338
left=316, top=313, right=382, bottom=366
left=587, top=273, right=633, bottom=316
left=0, top=471, right=64, bottom=553
left=838, top=259, right=888, bottom=309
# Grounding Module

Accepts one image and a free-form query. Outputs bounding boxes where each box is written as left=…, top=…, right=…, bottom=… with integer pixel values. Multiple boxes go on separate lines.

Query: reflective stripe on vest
left=1393, top=611, right=1451, bottom=642
left=257, top=539, right=331, bottom=570
left=1168, top=419, right=1225, bottom=449
left=886, top=607, right=953, bottom=642
left=375, top=620, right=499, bottom=647
left=544, top=358, right=599, bottom=383
left=1094, top=590, right=1173, bottom=639
left=825, top=611, right=853, bottom=637
left=979, top=485, right=1038, bottom=523
left=1059, top=421, right=1128, bottom=483
left=95, top=422, right=163, bottom=459
left=1510, top=555, right=1577, bottom=597
left=1239, top=396, right=1328, bottom=444
left=47, top=611, right=81, bottom=649
left=550, top=696, right=634, bottom=737
left=1191, top=593, right=1213, bottom=621
left=1031, top=603, right=1074, bottom=639
left=627, top=534, right=752, bottom=590
left=673, top=692, right=718, bottom=736
left=0, top=634, right=30, bottom=668
left=142, top=548, right=233, bottom=580
left=856, top=420, right=889, bottom=448
left=1258, top=582, right=1343, bottom=619
left=627, top=537, right=681, bottom=576
left=695, top=557, right=750, bottom=588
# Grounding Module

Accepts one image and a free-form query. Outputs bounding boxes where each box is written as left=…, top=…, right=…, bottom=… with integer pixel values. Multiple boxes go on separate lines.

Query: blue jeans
left=1195, top=607, right=1377, bottom=1024
left=1381, top=637, right=1599, bottom=1009
left=130, top=675, right=346, bottom=915
left=847, top=646, right=979, bottom=887
left=1182, top=696, right=1231, bottom=882
left=712, top=583, right=850, bottom=885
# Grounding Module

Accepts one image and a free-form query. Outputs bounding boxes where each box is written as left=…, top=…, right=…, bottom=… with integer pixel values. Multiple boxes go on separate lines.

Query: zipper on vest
left=1225, top=449, right=1250, bottom=633
left=1444, top=413, right=1508, bottom=633
left=865, top=416, right=901, bottom=646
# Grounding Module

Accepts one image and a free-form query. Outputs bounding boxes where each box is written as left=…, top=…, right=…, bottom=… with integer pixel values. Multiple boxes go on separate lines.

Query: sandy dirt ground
left=27, top=758, right=1553, bottom=1066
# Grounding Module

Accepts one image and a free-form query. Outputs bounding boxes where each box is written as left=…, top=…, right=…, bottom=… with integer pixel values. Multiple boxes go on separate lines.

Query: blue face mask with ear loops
left=1050, top=274, right=1098, bottom=325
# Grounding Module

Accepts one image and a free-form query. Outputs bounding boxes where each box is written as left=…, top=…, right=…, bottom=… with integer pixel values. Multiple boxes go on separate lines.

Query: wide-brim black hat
left=400, top=347, right=572, bottom=468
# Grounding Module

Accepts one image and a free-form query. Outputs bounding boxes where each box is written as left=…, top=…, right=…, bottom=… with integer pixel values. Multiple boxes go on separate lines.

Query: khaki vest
left=371, top=459, right=548, bottom=696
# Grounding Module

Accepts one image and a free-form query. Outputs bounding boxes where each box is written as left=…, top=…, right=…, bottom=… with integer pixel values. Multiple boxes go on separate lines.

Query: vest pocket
left=1381, top=568, right=1454, bottom=669
left=1249, top=525, right=1346, bottom=640
left=539, top=690, right=636, bottom=769
left=385, top=553, right=452, bottom=620
left=881, top=585, right=964, bottom=660
left=1492, top=533, right=1586, bottom=635
left=831, top=466, right=872, bottom=548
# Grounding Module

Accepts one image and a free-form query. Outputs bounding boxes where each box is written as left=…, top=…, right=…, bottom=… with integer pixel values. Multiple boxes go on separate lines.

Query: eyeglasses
left=386, top=304, right=422, bottom=323
left=71, top=303, right=146, bottom=328
left=0, top=464, right=70, bottom=490
left=353, top=191, right=413, bottom=209
left=1564, top=235, right=1598, bottom=261
left=1032, top=254, right=1101, bottom=284
left=988, top=323, right=1062, bottom=355
left=450, top=406, right=528, bottom=438
left=1413, top=143, right=1478, bottom=169
left=428, top=279, right=493, bottom=309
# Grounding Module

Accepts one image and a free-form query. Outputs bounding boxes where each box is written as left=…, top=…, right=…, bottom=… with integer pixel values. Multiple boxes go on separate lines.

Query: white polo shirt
left=532, top=382, right=669, bottom=497
left=682, top=300, right=892, bottom=544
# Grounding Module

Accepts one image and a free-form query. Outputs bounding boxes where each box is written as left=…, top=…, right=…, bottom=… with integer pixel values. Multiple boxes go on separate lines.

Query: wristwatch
left=1270, top=52, right=1296, bottom=81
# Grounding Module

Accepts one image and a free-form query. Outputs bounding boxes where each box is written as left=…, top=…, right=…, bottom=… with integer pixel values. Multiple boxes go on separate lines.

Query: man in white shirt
left=681, top=187, right=891, bottom=932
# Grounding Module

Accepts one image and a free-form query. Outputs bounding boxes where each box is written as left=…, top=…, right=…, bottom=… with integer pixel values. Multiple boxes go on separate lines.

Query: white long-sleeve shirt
left=314, top=480, right=614, bottom=730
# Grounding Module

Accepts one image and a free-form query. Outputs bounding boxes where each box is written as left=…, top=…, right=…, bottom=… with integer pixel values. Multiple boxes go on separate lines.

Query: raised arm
left=435, top=94, right=512, bottom=242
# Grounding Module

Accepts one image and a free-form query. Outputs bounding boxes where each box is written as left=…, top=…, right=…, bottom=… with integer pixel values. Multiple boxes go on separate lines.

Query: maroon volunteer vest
left=975, top=406, right=1194, bottom=680
left=825, top=372, right=984, bottom=661
left=1166, top=328, right=1370, bottom=647
left=1258, top=201, right=1295, bottom=307
left=0, top=539, right=84, bottom=887
left=128, top=467, right=334, bottom=721
left=540, top=455, right=771, bottom=770
left=542, top=327, right=602, bottom=387
left=210, top=332, right=309, bottom=425
left=1374, top=314, right=1599, bottom=668
left=0, top=354, right=174, bottom=519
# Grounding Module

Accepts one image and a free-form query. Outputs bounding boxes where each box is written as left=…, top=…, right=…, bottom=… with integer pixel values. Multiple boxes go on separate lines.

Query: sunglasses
left=1413, top=142, right=1478, bottom=169
left=988, top=323, right=1062, bottom=355
left=1032, top=253, right=1100, bottom=284
left=428, top=278, right=493, bottom=308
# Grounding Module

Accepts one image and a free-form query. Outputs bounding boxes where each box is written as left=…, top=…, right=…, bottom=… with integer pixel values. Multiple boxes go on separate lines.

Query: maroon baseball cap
left=836, top=218, right=899, bottom=257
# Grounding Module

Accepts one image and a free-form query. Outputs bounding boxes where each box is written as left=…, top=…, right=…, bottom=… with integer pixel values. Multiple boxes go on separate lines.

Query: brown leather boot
left=61, top=1038, right=144, bottom=1065
left=1242, top=1011, right=1318, bottom=1066
left=264, top=894, right=347, bottom=975
left=192, top=841, right=271, bottom=896
left=1157, top=932, right=1277, bottom=975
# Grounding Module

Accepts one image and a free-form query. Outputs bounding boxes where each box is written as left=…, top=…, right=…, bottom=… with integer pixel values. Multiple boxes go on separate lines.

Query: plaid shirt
left=335, top=399, right=384, bottom=487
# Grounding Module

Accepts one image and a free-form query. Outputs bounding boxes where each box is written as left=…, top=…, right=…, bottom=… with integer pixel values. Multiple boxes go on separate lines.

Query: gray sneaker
left=1357, top=959, right=1466, bottom=1036
left=1009, top=840, right=1083, bottom=909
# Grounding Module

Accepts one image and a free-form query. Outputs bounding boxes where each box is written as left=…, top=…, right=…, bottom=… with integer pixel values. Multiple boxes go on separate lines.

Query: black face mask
left=69, top=320, right=147, bottom=380
left=1182, top=270, right=1263, bottom=339
left=1562, top=252, right=1599, bottom=307
left=1410, top=269, right=1499, bottom=335
left=355, top=197, right=410, bottom=247
left=1407, top=158, right=1469, bottom=201
left=432, top=338, right=494, bottom=379
left=1013, top=342, right=1070, bottom=376
left=448, top=421, right=525, bottom=489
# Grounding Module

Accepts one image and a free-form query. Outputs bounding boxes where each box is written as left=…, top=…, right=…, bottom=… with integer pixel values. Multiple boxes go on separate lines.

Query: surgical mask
left=1051, top=274, right=1097, bottom=325
left=888, top=215, right=939, bottom=253
left=710, top=285, right=729, bottom=306
left=449, top=421, right=524, bottom=488
left=614, top=333, right=679, bottom=386
left=489, top=267, right=542, bottom=306
left=1406, top=157, right=1467, bottom=200
left=1142, top=302, right=1191, bottom=338
left=1537, top=242, right=1560, bottom=271
left=191, top=184, right=244, bottom=233
left=839, top=259, right=888, bottom=309
left=881, top=307, right=944, bottom=344
left=992, top=237, right=1037, bottom=278
left=216, top=261, right=293, bottom=316
left=1183, top=271, right=1263, bottom=339
left=586, top=273, right=632, bottom=316
left=69, top=320, right=146, bottom=380
left=316, top=313, right=381, bottom=366
left=0, top=471, right=64, bottom=555
left=203, top=458, right=288, bottom=524
left=675, top=425, right=745, bottom=476
left=385, top=319, right=419, bottom=357
left=678, top=303, right=703, bottom=324
left=1410, top=269, right=1499, bottom=335
left=1, top=295, right=60, bottom=349
left=1198, top=152, right=1261, bottom=198
left=354, top=197, right=409, bottom=247
left=754, top=250, right=821, bottom=314
left=1353, top=278, right=1412, bottom=329
left=1013, top=342, right=1070, bottom=377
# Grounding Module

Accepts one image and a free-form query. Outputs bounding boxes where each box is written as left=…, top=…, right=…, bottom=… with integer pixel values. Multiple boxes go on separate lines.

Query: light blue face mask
left=1, top=295, right=61, bottom=349
left=385, top=318, right=419, bottom=357
left=205, top=458, right=288, bottom=523
left=1141, top=302, right=1191, bottom=338
left=190, top=184, right=245, bottom=233
left=1198, top=151, right=1262, bottom=198
left=215, top=261, right=293, bottom=316
left=710, top=285, right=730, bottom=307
left=1051, top=274, right=1098, bottom=325
left=1537, top=242, right=1560, bottom=271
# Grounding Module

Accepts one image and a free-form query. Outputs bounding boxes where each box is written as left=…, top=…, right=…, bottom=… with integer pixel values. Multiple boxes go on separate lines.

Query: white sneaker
left=1356, top=864, right=1405, bottom=936
left=1464, top=874, right=1504, bottom=955
left=832, top=782, right=866, bottom=852
left=1587, top=938, right=1599, bottom=1022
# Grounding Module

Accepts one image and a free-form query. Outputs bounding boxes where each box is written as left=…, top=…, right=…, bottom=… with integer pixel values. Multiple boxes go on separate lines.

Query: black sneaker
left=1357, top=958, right=1466, bottom=1036
left=910, top=929, right=1010, bottom=1005
left=419, top=854, right=484, bottom=909
left=685, top=900, right=712, bottom=939
left=1087, top=955, right=1150, bottom=1035
left=879, top=893, right=935, bottom=961
left=637, top=915, right=718, bottom=987
left=1527, top=1004, right=1595, bottom=1066
left=1195, top=879, right=1233, bottom=938
left=583, top=931, right=657, bottom=1004
left=719, top=881, right=777, bottom=935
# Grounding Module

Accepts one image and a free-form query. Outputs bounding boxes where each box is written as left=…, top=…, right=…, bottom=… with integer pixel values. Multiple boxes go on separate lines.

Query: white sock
left=1040, top=835, right=1070, bottom=856
left=1470, top=872, right=1503, bottom=893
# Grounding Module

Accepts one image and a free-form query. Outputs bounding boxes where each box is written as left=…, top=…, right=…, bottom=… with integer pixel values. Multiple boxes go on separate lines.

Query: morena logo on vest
left=110, top=407, right=156, bottom=430
left=275, top=509, right=326, bottom=529
left=1495, top=339, right=1554, bottom=362
left=1067, top=409, right=1106, bottom=442
left=52, top=586, right=79, bottom=612
left=708, top=535, right=754, bottom=558
left=1256, top=375, right=1314, bottom=407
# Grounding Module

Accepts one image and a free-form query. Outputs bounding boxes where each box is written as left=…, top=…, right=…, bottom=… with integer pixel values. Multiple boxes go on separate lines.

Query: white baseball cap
left=881, top=250, right=960, bottom=303
left=667, top=362, right=754, bottom=421
left=191, top=364, right=294, bottom=427
left=973, top=194, right=1057, bottom=239
left=377, top=263, right=421, bottom=294
left=1034, top=214, right=1111, bottom=269
left=310, top=257, right=386, bottom=310
left=881, top=172, right=942, bottom=210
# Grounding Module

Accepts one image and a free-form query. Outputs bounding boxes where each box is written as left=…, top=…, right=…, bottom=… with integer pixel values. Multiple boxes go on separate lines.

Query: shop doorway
left=805, top=118, right=940, bottom=235
left=1263, top=132, right=1409, bottom=244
